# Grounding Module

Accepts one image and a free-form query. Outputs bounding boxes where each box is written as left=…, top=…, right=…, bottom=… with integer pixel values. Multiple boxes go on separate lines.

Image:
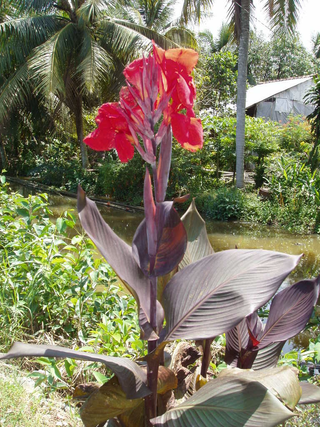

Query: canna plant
left=1, top=42, right=320, bottom=426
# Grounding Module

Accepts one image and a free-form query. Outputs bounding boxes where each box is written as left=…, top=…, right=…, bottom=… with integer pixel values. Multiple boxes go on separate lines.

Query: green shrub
left=96, top=153, right=145, bottom=205
left=0, top=179, right=142, bottom=352
left=196, top=187, right=245, bottom=221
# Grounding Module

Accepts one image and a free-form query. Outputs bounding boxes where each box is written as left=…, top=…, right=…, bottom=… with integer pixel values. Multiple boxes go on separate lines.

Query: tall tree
left=180, top=0, right=303, bottom=188
left=0, top=0, right=183, bottom=169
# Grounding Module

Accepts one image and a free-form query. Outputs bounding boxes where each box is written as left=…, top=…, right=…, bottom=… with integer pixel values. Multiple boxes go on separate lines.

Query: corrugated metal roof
left=246, top=76, right=313, bottom=109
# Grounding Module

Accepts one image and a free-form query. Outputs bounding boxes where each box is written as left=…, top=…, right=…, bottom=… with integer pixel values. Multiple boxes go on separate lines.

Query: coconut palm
left=0, top=0, right=187, bottom=168
left=180, top=0, right=303, bottom=188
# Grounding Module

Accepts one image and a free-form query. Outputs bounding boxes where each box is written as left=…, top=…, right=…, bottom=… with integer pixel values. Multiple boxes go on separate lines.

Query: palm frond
left=313, top=32, right=320, bottom=59
left=8, top=0, right=57, bottom=14
left=216, top=22, right=233, bottom=51
left=0, top=16, right=66, bottom=76
left=179, top=0, right=214, bottom=25
left=115, top=5, right=144, bottom=26
left=164, top=27, right=197, bottom=49
left=264, top=0, right=302, bottom=35
left=97, top=19, right=141, bottom=56
left=227, top=0, right=254, bottom=42
left=28, top=22, right=79, bottom=97
left=77, top=28, right=113, bottom=93
left=78, top=0, right=113, bottom=24
left=0, top=63, right=32, bottom=123
left=0, top=15, right=66, bottom=43
left=139, top=0, right=174, bottom=30
left=112, top=19, right=180, bottom=48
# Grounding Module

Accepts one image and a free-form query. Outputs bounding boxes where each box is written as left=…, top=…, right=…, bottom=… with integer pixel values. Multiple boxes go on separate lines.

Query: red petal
left=152, top=41, right=165, bottom=65
left=171, top=113, right=203, bottom=152
left=248, top=327, right=261, bottom=348
left=123, top=58, right=144, bottom=89
left=114, top=133, right=135, bottom=163
left=84, top=127, right=116, bottom=151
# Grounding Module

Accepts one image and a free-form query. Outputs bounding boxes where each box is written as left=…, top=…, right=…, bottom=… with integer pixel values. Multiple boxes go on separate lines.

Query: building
left=246, top=76, right=315, bottom=123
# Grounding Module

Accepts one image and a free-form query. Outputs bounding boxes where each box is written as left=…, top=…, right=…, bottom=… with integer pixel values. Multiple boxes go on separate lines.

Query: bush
left=196, top=186, right=245, bottom=221
left=96, top=153, right=145, bottom=205
left=0, top=179, right=142, bottom=352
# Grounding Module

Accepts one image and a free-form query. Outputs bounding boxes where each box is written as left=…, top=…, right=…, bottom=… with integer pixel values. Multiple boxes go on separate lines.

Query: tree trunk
left=0, top=139, right=8, bottom=170
left=74, top=94, right=89, bottom=169
left=235, top=0, right=250, bottom=188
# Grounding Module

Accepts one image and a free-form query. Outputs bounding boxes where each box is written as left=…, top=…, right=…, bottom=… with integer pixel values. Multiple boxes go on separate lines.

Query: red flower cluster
left=84, top=42, right=203, bottom=162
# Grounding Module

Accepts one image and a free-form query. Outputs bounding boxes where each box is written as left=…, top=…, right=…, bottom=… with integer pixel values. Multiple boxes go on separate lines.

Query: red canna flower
left=171, top=112, right=203, bottom=152
left=84, top=42, right=203, bottom=163
left=152, top=42, right=203, bottom=151
left=84, top=103, right=134, bottom=163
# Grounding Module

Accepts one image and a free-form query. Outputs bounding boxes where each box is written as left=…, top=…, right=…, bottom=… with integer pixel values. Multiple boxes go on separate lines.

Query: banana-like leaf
left=0, top=342, right=149, bottom=399
left=118, top=401, right=145, bottom=427
left=79, top=366, right=176, bottom=427
left=77, top=186, right=163, bottom=339
left=80, top=376, right=142, bottom=427
left=226, top=313, right=264, bottom=368
left=132, top=201, right=187, bottom=277
left=151, top=374, right=294, bottom=426
left=251, top=342, right=285, bottom=371
left=258, top=276, right=320, bottom=348
left=219, top=366, right=301, bottom=411
left=299, top=382, right=320, bottom=404
left=162, top=250, right=301, bottom=341
left=157, top=366, right=178, bottom=394
left=156, top=127, right=172, bottom=203
left=179, top=198, right=214, bottom=269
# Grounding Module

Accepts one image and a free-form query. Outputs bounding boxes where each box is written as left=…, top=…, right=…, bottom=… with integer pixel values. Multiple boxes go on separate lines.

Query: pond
left=14, top=185, right=320, bottom=350
left=47, top=193, right=320, bottom=284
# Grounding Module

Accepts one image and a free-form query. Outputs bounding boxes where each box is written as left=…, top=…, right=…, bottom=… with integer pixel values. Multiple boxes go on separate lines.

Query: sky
left=178, top=0, right=320, bottom=52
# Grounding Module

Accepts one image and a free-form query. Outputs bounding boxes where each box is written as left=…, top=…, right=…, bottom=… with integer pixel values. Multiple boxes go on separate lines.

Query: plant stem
left=201, top=338, right=214, bottom=378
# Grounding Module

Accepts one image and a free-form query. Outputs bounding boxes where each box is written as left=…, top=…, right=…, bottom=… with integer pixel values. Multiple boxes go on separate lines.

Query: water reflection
left=12, top=184, right=320, bottom=282
left=9, top=185, right=320, bottom=350
left=206, top=221, right=320, bottom=284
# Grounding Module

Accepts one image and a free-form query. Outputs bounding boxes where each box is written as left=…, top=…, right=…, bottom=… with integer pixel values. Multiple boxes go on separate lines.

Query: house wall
left=255, top=79, right=315, bottom=123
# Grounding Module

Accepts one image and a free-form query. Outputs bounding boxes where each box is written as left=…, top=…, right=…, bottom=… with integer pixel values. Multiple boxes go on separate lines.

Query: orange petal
left=165, top=48, right=199, bottom=74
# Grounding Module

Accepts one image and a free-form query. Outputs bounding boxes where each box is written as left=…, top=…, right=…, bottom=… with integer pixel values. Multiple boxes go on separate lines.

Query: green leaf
left=56, top=217, right=67, bottom=233
left=92, top=371, right=109, bottom=384
left=16, top=208, right=29, bottom=217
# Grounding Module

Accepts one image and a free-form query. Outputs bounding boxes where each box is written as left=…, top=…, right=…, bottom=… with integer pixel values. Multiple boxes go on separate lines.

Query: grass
left=284, top=405, right=320, bottom=426
left=0, top=363, right=82, bottom=427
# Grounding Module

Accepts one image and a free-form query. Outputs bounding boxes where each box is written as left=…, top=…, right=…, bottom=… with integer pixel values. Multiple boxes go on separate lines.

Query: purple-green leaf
left=252, top=342, right=285, bottom=370
left=132, top=202, right=187, bottom=277
left=156, top=127, right=172, bottom=203
left=257, top=276, right=320, bottom=349
left=162, top=250, right=301, bottom=341
left=180, top=198, right=214, bottom=269
left=0, top=342, right=150, bottom=399
left=77, top=186, right=160, bottom=340
left=219, top=366, right=301, bottom=411
left=151, top=374, right=294, bottom=426
left=299, top=382, right=320, bottom=404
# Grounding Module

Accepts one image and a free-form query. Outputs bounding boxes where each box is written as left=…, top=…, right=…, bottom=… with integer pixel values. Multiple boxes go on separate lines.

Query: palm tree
left=180, top=0, right=303, bottom=188
left=0, top=0, right=186, bottom=169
